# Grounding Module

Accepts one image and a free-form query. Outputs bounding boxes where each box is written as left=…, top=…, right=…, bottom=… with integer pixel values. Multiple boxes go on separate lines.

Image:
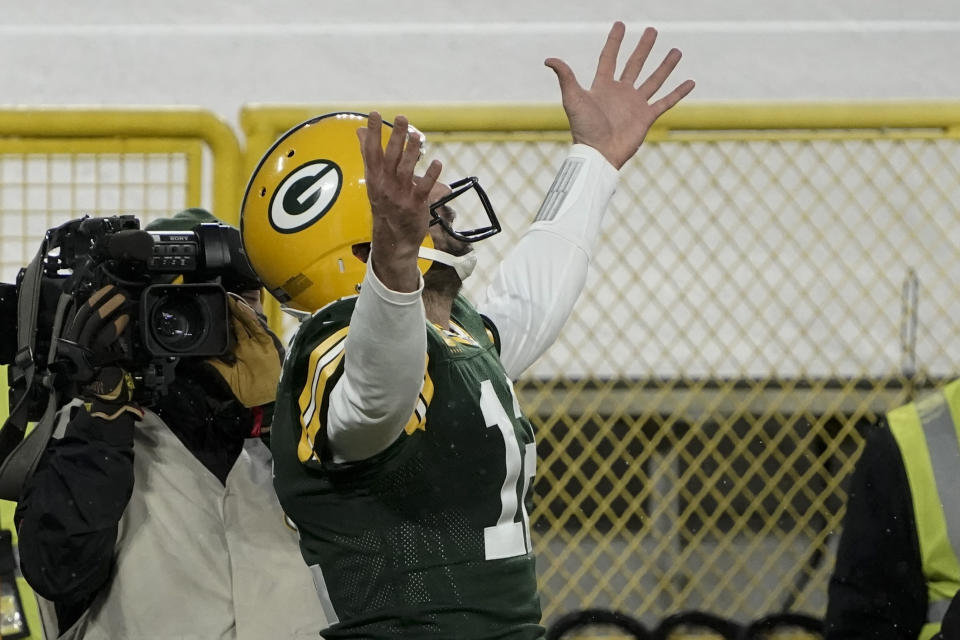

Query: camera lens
left=149, top=292, right=210, bottom=353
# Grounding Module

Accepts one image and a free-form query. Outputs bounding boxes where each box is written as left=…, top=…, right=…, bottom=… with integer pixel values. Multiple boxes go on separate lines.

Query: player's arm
left=479, top=145, right=617, bottom=379
left=480, top=22, right=694, bottom=379
left=321, top=261, right=426, bottom=463
left=322, top=113, right=441, bottom=463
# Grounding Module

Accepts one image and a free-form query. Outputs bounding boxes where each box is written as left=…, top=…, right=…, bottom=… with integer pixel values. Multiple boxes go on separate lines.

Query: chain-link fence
left=423, top=106, right=960, bottom=627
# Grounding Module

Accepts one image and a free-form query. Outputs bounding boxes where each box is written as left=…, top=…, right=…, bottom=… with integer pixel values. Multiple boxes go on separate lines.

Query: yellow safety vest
left=0, top=365, right=45, bottom=639
left=887, top=378, right=960, bottom=640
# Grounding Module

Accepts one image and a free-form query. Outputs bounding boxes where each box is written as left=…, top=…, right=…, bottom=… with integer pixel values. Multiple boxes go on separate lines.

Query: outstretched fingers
left=396, top=129, right=422, bottom=183
left=636, top=48, right=684, bottom=100
left=544, top=57, right=581, bottom=98
left=383, top=114, right=410, bottom=175
left=357, top=111, right=384, bottom=178
left=545, top=21, right=694, bottom=169
left=413, top=159, right=443, bottom=202
left=358, top=112, right=426, bottom=192
left=617, top=27, right=657, bottom=86
left=650, top=78, right=696, bottom=118
left=594, top=21, right=625, bottom=82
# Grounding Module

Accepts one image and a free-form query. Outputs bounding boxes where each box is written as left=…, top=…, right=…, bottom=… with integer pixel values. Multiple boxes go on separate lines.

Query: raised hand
left=545, top=21, right=695, bottom=170
left=357, top=112, right=442, bottom=292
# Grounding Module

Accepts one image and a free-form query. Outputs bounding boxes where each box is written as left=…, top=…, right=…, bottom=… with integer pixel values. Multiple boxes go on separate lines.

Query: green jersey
left=272, top=294, right=544, bottom=639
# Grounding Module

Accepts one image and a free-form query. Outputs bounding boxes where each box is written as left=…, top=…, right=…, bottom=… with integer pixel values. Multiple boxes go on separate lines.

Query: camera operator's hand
left=205, top=293, right=284, bottom=408
left=59, top=284, right=142, bottom=421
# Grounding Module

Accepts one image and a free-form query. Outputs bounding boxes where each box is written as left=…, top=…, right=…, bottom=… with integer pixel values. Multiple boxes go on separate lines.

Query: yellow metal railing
left=0, top=108, right=242, bottom=217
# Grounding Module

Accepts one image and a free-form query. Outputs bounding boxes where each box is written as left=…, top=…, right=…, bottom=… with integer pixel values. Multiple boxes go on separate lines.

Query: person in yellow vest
left=826, top=380, right=960, bottom=639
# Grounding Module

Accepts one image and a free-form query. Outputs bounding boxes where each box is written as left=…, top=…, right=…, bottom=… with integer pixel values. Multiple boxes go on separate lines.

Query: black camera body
left=0, top=214, right=260, bottom=419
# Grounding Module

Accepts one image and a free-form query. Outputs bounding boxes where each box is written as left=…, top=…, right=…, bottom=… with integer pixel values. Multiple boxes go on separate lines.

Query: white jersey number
left=479, top=379, right=536, bottom=560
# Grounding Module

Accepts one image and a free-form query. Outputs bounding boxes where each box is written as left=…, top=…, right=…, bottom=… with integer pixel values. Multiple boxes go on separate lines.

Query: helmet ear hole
left=259, top=187, right=266, bottom=197
left=351, top=243, right=371, bottom=263
left=287, top=150, right=295, bottom=158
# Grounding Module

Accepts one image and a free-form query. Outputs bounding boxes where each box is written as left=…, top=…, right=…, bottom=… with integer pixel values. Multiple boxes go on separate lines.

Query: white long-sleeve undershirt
left=325, top=144, right=619, bottom=462
left=325, top=261, right=427, bottom=463
left=478, top=144, right=619, bottom=379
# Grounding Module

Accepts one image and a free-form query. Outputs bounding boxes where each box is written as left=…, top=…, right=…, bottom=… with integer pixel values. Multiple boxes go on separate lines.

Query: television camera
left=0, top=214, right=260, bottom=421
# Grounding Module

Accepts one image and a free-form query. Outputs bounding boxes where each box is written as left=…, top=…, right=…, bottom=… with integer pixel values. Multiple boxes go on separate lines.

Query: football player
left=240, top=21, right=694, bottom=639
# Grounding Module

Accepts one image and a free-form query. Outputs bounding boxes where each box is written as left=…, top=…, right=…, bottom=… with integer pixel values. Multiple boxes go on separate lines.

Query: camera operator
left=13, top=209, right=328, bottom=639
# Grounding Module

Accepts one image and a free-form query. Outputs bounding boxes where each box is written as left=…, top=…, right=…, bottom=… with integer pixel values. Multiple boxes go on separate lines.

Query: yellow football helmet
left=241, top=111, right=501, bottom=312
left=240, top=112, right=438, bottom=312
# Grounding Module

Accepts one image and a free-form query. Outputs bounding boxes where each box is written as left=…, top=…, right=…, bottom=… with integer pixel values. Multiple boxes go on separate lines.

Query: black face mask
left=428, top=177, right=501, bottom=243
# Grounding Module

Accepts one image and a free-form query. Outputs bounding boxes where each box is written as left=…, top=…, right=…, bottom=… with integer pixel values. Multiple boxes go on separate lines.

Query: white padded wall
left=1, top=1, right=959, bottom=123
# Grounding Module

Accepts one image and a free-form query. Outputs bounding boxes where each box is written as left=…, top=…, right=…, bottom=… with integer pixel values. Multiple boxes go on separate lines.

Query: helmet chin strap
left=418, top=247, right=477, bottom=281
